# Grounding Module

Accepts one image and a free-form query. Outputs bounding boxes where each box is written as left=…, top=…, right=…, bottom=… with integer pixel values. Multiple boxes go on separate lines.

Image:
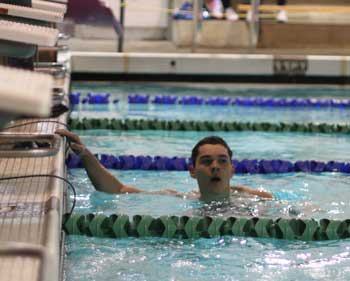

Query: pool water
left=76, top=130, right=350, bottom=162
left=65, top=83, right=350, bottom=281
left=68, top=169, right=350, bottom=220
left=72, top=103, right=350, bottom=124
left=71, top=82, right=350, bottom=124
left=66, top=236, right=350, bottom=281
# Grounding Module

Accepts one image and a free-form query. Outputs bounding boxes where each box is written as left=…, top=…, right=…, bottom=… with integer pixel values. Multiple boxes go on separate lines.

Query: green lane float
left=63, top=213, right=350, bottom=241
left=68, top=118, right=350, bottom=134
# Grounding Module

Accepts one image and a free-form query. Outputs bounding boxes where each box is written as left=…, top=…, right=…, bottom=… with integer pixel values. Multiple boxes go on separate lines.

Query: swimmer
left=56, top=130, right=272, bottom=203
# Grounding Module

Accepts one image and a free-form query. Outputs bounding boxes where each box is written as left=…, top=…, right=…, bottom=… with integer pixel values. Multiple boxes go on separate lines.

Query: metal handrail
left=34, top=63, right=67, bottom=78
left=0, top=241, right=49, bottom=281
left=34, top=62, right=66, bottom=68
left=0, top=133, right=61, bottom=158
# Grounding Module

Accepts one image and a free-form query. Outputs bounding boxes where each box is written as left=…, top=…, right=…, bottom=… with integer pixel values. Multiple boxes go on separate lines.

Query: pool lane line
left=68, top=118, right=350, bottom=134
left=66, top=153, right=350, bottom=174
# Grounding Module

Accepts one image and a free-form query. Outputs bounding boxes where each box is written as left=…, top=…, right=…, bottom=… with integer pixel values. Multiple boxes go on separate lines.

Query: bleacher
left=172, top=0, right=350, bottom=49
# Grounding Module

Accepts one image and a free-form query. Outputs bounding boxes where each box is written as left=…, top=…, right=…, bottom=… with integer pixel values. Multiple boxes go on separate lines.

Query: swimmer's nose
left=211, top=160, right=220, bottom=172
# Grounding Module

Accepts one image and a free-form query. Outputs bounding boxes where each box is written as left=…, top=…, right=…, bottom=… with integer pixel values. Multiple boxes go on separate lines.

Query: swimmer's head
left=190, top=136, right=234, bottom=202
left=191, top=136, right=233, bottom=166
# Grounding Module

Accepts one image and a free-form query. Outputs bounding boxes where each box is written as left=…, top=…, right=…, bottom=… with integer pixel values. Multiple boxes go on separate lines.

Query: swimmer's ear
left=189, top=164, right=196, bottom=179
left=230, top=163, right=235, bottom=177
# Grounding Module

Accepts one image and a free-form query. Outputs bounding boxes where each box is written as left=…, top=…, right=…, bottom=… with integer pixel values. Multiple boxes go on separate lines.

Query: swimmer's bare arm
left=56, top=129, right=142, bottom=194
left=145, top=189, right=186, bottom=197
left=56, top=129, right=183, bottom=195
left=233, top=185, right=273, bottom=199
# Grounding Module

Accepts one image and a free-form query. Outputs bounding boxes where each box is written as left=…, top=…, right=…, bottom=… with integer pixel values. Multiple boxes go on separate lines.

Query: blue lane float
left=128, top=94, right=149, bottom=104
left=179, top=96, right=204, bottom=105
left=66, top=154, right=350, bottom=174
left=69, top=92, right=114, bottom=105
left=69, top=92, right=350, bottom=108
left=205, top=97, right=231, bottom=105
left=152, top=95, right=178, bottom=104
left=69, top=92, right=80, bottom=105
left=82, top=93, right=111, bottom=104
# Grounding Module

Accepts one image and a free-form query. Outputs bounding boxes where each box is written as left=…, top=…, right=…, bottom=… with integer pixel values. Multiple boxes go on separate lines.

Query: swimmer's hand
left=55, top=129, right=86, bottom=155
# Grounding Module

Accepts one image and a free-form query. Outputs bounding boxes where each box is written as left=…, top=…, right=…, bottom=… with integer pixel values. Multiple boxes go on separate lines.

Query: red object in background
left=66, top=0, right=116, bottom=25
left=0, top=8, right=9, bottom=14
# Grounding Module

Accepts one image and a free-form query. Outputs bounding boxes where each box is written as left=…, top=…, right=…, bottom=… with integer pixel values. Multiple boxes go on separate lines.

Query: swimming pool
left=64, top=83, right=350, bottom=281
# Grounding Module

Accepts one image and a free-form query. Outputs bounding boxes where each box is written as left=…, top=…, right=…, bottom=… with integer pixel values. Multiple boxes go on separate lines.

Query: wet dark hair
left=191, top=136, right=233, bottom=166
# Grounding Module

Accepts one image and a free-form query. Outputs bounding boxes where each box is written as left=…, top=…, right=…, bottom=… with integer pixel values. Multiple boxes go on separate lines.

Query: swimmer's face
left=190, top=144, right=234, bottom=196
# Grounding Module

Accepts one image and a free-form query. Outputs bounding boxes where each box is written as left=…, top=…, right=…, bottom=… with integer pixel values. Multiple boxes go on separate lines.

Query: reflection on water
left=68, top=169, right=350, bottom=220
left=65, top=234, right=350, bottom=281
left=187, top=193, right=302, bottom=219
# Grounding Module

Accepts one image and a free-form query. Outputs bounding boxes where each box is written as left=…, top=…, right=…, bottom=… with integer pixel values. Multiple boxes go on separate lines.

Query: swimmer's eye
left=199, top=157, right=230, bottom=166
left=218, top=158, right=229, bottom=164
left=200, top=158, right=213, bottom=166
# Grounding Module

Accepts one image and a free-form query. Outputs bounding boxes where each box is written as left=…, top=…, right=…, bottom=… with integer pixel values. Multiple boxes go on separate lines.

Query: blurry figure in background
left=173, top=1, right=194, bottom=20
left=173, top=0, right=239, bottom=21
left=246, top=0, right=288, bottom=23
left=223, top=0, right=240, bottom=21
left=204, top=0, right=223, bottom=19
left=204, top=0, right=239, bottom=21
left=174, top=0, right=287, bottom=22
left=275, top=0, right=288, bottom=22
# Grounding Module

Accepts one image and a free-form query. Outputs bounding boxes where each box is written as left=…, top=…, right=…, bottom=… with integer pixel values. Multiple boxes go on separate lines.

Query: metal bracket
left=34, top=62, right=68, bottom=78
left=52, top=87, right=66, bottom=105
left=0, top=133, right=61, bottom=158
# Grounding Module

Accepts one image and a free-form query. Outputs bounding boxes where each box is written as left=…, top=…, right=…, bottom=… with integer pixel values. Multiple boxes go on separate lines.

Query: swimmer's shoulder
left=146, top=189, right=200, bottom=199
left=231, top=185, right=273, bottom=199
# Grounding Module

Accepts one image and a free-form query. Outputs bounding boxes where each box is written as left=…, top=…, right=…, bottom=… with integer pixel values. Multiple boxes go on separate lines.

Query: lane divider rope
left=69, top=93, right=350, bottom=108
left=63, top=213, right=350, bottom=241
left=68, top=118, right=350, bottom=134
left=66, top=153, right=350, bottom=174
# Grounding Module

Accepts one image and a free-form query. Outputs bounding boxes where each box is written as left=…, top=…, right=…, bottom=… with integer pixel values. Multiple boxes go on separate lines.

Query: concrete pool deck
left=67, top=39, right=350, bottom=84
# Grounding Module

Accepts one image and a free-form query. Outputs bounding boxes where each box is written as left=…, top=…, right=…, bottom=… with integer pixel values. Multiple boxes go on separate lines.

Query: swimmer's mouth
left=210, top=176, right=221, bottom=182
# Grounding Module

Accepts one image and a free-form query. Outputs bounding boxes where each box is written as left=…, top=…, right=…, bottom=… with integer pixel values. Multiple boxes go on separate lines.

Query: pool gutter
left=71, top=52, right=350, bottom=84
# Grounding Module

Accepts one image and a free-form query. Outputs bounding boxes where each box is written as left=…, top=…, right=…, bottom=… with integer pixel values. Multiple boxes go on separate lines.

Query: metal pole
left=191, top=0, right=203, bottom=53
left=118, top=0, right=125, bottom=52
left=249, top=0, right=260, bottom=48
left=166, top=0, right=174, bottom=41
